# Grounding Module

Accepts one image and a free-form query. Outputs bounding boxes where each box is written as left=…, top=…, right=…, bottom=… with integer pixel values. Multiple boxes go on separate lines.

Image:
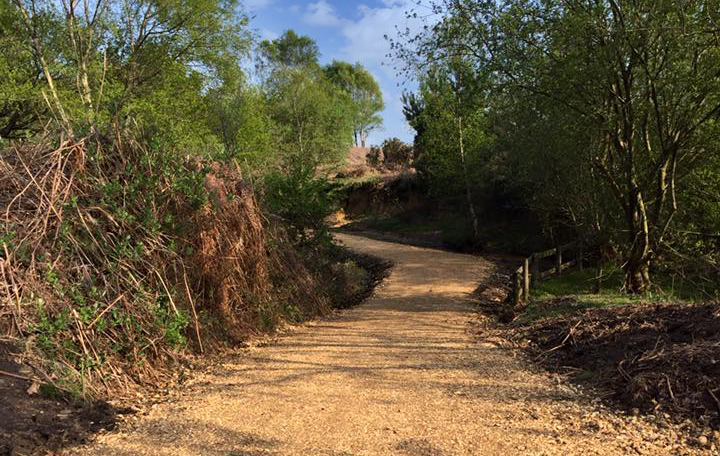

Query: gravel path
left=68, top=233, right=703, bottom=455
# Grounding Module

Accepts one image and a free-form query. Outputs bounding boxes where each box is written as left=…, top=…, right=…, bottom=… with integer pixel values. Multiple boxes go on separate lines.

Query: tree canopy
left=259, top=29, right=321, bottom=71
left=324, top=61, right=384, bottom=147
left=394, top=0, right=720, bottom=292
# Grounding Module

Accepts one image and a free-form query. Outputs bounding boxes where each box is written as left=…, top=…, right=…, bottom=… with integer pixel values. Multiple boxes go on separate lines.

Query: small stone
left=585, top=421, right=601, bottom=431
left=698, top=436, right=708, bottom=446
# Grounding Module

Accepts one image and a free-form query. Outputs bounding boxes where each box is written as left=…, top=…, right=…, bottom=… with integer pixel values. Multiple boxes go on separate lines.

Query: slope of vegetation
left=0, top=0, right=389, bottom=419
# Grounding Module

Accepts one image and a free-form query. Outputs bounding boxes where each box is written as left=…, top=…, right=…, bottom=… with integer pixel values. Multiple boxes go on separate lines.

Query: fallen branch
left=0, top=369, right=31, bottom=382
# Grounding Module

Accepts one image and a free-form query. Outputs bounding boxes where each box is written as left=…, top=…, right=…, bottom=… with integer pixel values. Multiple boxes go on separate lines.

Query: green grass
left=521, top=266, right=710, bottom=324
left=532, top=267, right=623, bottom=298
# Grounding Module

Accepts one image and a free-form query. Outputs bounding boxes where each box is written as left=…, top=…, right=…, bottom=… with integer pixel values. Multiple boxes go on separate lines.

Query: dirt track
left=67, top=233, right=703, bottom=455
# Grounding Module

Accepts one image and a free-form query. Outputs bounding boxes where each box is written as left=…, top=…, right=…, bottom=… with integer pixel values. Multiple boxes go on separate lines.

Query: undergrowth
left=346, top=210, right=546, bottom=254
left=0, top=129, right=379, bottom=402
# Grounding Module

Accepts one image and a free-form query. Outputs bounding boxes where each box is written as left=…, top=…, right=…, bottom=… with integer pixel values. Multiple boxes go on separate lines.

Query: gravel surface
left=66, top=233, right=710, bottom=455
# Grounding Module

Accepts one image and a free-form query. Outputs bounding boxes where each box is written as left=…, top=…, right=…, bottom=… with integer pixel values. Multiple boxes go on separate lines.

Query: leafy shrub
left=381, top=138, right=413, bottom=170
left=263, top=164, right=336, bottom=241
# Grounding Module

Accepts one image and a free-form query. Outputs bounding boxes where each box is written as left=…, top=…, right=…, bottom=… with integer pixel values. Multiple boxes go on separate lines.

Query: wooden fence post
left=578, top=244, right=584, bottom=271
left=531, top=254, right=540, bottom=286
left=556, top=244, right=563, bottom=277
left=512, top=270, right=522, bottom=306
left=523, top=257, right=530, bottom=302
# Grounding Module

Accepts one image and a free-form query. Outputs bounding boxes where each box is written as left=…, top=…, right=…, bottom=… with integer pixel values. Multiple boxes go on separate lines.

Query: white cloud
left=331, top=1, right=435, bottom=145
left=302, top=1, right=346, bottom=27
left=339, top=1, right=430, bottom=70
left=260, top=28, right=279, bottom=40
left=244, top=0, right=275, bottom=11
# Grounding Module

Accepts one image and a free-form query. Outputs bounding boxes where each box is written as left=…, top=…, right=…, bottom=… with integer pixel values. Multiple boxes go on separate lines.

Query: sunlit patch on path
left=69, top=234, right=695, bottom=456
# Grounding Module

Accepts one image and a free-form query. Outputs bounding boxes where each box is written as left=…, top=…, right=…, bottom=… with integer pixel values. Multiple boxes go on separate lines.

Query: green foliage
left=0, top=2, right=44, bottom=140
left=408, top=62, right=491, bottom=196
left=520, top=265, right=709, bottom=324
left=153, top=300, right=190, bottom=349
left=258, top=29, right=320, bottom=71
left=264, top=165, right=336, bottom=240
left=10, top=0, right=251, bottom=139
left=266, top=68, right=354, bottom=169
left=256, top=58, right=354, bottom=235
left=324, top=61, right=384, bottom=147
left=374, top=138, right=413, bottom=170
left=206, top=85, right=276, bottom=167
left=395, top=0, right=720, bottom=293
left=122, top=64, right=218, bottom=151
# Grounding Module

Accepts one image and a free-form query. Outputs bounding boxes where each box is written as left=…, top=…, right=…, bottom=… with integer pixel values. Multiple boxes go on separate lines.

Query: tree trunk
left=360, top=126, right=367, bottom=148
left=623, top=188, right=652, bottom=293
left=457, top=116, right=480, bottom=238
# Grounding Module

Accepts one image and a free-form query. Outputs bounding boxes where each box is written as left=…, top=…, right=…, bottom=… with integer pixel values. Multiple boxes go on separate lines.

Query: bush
left=263, top=164, right=336, bottom=241
left=366, top=138, right=413, bottom=170
left=382, top=138, right=413, bottom=169
left=0, top=130, right=344, bottom=400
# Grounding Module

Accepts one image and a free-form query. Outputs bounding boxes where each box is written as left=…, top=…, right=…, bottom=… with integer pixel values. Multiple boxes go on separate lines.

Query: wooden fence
left=511, top=242, right=584, bottom=305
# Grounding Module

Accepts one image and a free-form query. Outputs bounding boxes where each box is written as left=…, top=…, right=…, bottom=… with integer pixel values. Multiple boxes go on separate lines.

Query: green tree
left=12, top=0, right=250, bottom=136
left=397, top=0, right=720, bottom=293
left=0, top=2, right=45, bottom=140
left=323, top=61, right=384, bottom=147
left=206, top=82, right=276, bottom=168
left=258, top=29, right=320, bottom=74
left=263, top=67, right=354, bottom=237
left=405, top=60, right=491, bottom=238
left=267, top=68, right=354, bottom=170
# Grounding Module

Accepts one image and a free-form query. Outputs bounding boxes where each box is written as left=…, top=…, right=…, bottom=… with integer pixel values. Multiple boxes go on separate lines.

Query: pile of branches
left=515, top=303, right=720, bottom=425
left=0, top=130, right=335, bottom=399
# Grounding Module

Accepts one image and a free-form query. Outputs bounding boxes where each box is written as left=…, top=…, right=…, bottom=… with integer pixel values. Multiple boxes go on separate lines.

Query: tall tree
left=0, top=1, right=45, bottom=140
left=11, top=0, right=250, bottom=133
left=397, top=0, right=720, bottom=293
left=266, top=68, right=354, bottom=170
left=258, top=29, right=320, bottom=74
left=263, top=67, right=354, bottom=237
left=405, top=60, right=490, bottom=238
left=323, top=61, right=384, bottom=147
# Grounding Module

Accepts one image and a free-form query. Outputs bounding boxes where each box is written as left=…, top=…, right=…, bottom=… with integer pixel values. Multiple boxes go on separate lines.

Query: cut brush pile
left=511, top=302, right=720, bottom=429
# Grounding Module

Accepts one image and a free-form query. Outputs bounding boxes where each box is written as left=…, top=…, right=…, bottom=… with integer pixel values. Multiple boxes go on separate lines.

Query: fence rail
left=511, top=242, right=583, bottom=305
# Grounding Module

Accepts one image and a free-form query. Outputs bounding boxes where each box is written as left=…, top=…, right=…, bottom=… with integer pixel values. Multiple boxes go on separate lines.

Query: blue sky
left=244, top=0, right=432, bottom=146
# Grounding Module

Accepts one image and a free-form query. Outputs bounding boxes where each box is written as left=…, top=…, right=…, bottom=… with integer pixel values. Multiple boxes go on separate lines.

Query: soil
left=336, top=226, right=449, bottom=251
left=340, top=173, right=424, bottom=219
left=0, top=343, right=120, bottom=456
left=58, top=233, right=709, bottom=455
left=508, top=302, right=720, bottom=431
